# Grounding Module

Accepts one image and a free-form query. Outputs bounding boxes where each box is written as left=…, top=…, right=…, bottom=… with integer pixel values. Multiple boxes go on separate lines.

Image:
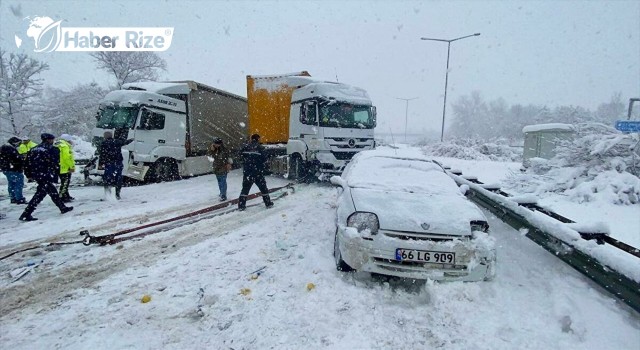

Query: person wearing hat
left=0, top=136, right=27, bottom=204
left=208, top=137, right=233, bottom=201
left=19, top=133, right=73, bottom=221
left=55, top=134, right=76, bottom=202
left=237, top=133, right=273, bottom=211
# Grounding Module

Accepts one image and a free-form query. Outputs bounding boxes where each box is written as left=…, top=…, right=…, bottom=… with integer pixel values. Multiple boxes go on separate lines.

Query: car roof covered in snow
left=343, top=148, right=457, bottom=194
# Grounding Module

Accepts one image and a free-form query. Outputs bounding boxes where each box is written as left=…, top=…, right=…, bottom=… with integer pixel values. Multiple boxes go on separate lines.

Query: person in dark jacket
left=99, top=131, right=133, bottom=200
left=238, top=134, right=273, bottom=211
left=1, top=137, right=27, bottom=204
left=208, top=137, right=233, bottom=201
left=19, top=133, right=73, bottom=221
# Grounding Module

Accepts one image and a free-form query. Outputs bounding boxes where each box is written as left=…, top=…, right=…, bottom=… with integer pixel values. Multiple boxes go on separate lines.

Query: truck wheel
left=152, top=159, right=179, bottom=182
left=289, top=154, right=307, bottom=182
left=334, top=229, right=354, bottom=272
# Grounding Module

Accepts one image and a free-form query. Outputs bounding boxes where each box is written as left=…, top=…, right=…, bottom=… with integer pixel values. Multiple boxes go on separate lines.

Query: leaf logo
left=34, top=19, right=62, bottom=53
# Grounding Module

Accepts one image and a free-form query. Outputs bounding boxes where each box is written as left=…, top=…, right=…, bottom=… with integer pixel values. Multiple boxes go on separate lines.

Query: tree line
left=447, top=91, right=631, bottom=140
left=0, top=48, right=166, bottom=140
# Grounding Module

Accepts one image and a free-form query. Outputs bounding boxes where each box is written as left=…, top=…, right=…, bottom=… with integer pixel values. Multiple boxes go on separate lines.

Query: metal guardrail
left=446, top=168, right=640, bottom=314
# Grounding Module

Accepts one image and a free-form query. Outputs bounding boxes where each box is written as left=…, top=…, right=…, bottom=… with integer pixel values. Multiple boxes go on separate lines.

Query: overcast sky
left=1, top=0, right=639, bottom=135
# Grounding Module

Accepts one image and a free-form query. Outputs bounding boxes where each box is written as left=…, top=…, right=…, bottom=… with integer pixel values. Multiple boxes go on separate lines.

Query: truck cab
left=288, top=82, right=376, bottom=176
left=246, top=72, right=376, bottom=180
left=90, top=85, right=188, bottom=181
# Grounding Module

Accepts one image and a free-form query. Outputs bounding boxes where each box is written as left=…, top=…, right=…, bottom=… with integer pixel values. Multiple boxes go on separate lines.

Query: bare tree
left=41, top=82, right=108, bottom=138
left=89, top=52, right=167, bottom=89
left=0, top=48, right=49, bottom=138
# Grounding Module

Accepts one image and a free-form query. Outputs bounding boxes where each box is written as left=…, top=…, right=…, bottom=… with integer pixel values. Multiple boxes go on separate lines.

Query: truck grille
left=331, top=151, right=358, bottom=160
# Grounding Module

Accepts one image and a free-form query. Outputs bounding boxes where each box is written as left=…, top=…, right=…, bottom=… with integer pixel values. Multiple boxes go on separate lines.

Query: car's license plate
left=395, top=249, right=455, bottom=264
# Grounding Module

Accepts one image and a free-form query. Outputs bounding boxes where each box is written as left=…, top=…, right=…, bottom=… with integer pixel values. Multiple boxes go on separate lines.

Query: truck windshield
left=96, top=107, right=139, bottom=129
left=319, top=103, right=375, bottom=129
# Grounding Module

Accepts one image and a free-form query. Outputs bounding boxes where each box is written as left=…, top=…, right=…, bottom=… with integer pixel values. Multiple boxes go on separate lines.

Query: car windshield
left=96, top=107, right=139, bottom=129
left=318, top=102, right=375, bottom=129
left=346, top=156, right=458, bottom=194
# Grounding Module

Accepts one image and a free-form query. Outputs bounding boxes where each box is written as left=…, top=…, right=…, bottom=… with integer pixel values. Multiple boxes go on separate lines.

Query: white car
left=331, top=149, right=496, bottom=282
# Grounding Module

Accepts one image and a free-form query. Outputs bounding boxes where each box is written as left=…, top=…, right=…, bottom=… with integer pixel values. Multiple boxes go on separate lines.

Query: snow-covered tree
left=89, top=52, right=167, bottom=89
left=40, top=82, right=108, bottom=138
left=595, top=92, right=626, bottom=123
left=0, top=48, right=49, bottom=138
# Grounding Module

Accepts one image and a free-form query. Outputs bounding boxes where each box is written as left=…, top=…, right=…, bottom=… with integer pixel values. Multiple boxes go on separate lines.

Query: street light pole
left=421, top=33, right=480, bottom=142
left=396, top=97, right=418, bottom=142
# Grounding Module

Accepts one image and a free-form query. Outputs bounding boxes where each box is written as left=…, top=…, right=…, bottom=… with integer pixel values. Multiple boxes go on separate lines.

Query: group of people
left=0, top=133, right=75, bottom=221
left=209, top=133, right=274, bottom=211
left=1, top=131, right=274, bottom=221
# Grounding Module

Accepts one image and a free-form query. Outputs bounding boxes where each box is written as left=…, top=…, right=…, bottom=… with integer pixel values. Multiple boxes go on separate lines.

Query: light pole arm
left=420, top=37, right=450, bottom=43
left=450, top=33, right=481, bottom=42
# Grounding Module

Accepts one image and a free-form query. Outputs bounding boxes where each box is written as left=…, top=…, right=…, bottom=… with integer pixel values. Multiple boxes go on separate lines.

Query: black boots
left=19, top=213, right=38, bottom=222
left=61, top=206, right=74, bottom=214
left=263, top=195, right=273, bottom=208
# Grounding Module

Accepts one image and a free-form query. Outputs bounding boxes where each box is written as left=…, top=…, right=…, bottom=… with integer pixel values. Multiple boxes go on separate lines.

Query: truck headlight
left=347, top=212, right=379, bottom=234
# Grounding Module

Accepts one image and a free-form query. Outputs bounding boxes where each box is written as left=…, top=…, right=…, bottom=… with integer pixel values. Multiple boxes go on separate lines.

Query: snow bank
left=421, top=138, right=523, bottom=162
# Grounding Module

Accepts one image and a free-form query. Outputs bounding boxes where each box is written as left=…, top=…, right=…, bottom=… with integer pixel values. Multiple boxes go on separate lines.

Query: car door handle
left=158, top=139, right=165, bottom=144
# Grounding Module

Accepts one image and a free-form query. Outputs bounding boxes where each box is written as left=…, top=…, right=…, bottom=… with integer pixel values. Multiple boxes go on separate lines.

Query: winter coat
left=208, top=145, right=233, bottom=175
left=24, top=142, right=60, bottom=182
left=56, top=139, right=75, bottom=174
left=240, top=140, right=268, bottom=176
left=17, top=141, right=37, bottom=155
left=99, top=138, right=133, bottom=166
left=0, top=143, right=24, bottom=172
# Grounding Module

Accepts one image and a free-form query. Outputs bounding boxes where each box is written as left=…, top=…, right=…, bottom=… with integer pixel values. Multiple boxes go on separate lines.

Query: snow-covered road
left=1, top=180, right=638, bottom=349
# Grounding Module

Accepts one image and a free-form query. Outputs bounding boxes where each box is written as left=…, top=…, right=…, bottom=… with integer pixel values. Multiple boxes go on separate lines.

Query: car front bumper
left=337, top=227, right=496, bottom=282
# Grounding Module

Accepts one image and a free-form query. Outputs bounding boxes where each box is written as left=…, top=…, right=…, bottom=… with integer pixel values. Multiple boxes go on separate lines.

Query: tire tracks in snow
left=0, top=201, right=291, bottom=319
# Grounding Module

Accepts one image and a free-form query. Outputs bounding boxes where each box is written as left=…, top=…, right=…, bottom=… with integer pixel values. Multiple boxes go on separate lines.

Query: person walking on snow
left=99, top=131, right=133, bottom=200
left=238, top=134, right=273, bottom=211
left=0, top=137, right=27, bottom=204
left=56, top=134, right=75, bottom=202
left=19, top=133, right=74, bottom=222
left=208, top=137, right=233, bottom=201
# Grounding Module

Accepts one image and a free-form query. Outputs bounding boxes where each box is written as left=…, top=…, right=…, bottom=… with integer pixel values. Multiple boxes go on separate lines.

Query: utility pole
left=396, top=97, right=418, bottom=142
left=421, top=33, right=480, bottom=142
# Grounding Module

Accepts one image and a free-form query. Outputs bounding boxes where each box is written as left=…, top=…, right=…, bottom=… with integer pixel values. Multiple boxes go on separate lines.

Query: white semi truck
left=246, top=72, right=376, bottom=179
left=88, top=81, right=247, bottom=182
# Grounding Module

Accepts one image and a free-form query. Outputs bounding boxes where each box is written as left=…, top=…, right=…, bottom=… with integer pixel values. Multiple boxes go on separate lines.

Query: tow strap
left=0, top=184, right=295, bottom=260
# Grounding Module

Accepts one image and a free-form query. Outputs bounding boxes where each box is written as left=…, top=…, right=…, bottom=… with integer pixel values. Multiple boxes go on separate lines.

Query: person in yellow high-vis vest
left=56, top=134, right=75, bottom=202
left=17, top=138, right=37, bottom=155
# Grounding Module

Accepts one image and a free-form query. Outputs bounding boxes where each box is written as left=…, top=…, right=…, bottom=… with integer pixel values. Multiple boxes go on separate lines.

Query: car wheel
left=289, top=154, right=309, bottom=183
left=334, top=229, right=354, bottom=272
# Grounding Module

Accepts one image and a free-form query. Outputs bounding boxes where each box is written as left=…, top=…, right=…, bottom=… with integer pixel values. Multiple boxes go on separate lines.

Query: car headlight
left=347, top=212, right=379, bottom=234
left=471, top=220, right=489, bottom=233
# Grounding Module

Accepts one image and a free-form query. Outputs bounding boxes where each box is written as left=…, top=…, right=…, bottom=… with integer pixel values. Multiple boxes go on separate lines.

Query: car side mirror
left=330, top=176, right=345, bottom=187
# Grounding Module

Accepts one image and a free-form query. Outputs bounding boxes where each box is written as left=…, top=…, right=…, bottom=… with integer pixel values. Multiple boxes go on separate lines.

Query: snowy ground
left=1, top=147, right=639, bottom=349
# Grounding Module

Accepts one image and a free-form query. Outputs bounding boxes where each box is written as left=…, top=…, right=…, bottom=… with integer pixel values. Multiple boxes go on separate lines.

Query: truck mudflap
left=125, top=163, right=149, bottom=181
